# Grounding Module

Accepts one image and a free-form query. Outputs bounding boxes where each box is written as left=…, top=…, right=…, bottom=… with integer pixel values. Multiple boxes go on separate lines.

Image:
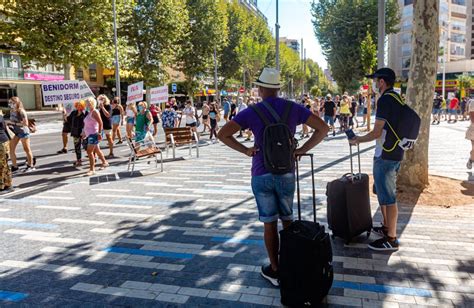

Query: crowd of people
left=432, top=94, right=470, bottom=124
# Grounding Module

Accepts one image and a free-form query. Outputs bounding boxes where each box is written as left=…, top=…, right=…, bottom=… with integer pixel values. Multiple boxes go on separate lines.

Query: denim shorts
left=432, top=108, right=441, bottom=115
left=251, top=172, right=295, bottom=223
left=449, top=109, right=458, bottom=115
left=373, top=157, right=401, bottom=206
left=126, top=117, right=135, bottom=125
left=86, top=133, right=99, bottom=145
left=111, top=115, right=121, bottom=125
left=324, top=115, right=335, bottom=126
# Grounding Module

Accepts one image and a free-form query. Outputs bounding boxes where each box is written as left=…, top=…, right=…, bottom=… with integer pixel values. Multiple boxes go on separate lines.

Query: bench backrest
left=164, top=127, right=193, bottom=144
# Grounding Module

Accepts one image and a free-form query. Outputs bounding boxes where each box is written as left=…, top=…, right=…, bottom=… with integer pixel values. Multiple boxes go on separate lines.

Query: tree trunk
left=63, top=63, right=71, bottom=80
left=397, top=0, right=439, bottom=192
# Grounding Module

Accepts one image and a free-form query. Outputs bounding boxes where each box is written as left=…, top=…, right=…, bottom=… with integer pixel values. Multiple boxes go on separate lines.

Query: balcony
left=0, top=67, right=23, bottom=80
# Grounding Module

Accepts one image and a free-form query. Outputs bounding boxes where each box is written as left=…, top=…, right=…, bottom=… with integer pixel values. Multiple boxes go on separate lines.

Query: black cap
left=365, top=67, right=396, bottom=83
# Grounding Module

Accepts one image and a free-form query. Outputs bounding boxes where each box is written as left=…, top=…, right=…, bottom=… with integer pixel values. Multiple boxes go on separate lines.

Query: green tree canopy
left=311, top=0, right=400, bottom=91
left=121, top=0, right=189, bottom=86
left=0, top=0, right=120, bottom=70
left=179, top=0, right=228, bottom=95
left=237, top=37, right=269, bottom=88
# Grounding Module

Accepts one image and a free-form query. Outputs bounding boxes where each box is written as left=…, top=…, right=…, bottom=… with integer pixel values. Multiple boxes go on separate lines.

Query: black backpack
left=249, top=101, right=296, bottom=174
left=383, top=91, right=421, bottom=152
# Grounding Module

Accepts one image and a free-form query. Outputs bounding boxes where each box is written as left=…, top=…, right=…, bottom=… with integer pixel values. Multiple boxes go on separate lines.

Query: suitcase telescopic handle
left=349, top=143, right=361, bottom=181
left=295, top=153, right=317, bottom=223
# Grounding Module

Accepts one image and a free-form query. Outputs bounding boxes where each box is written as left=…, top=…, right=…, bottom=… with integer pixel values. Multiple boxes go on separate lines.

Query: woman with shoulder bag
left=7, top=97, right=36, bottom=173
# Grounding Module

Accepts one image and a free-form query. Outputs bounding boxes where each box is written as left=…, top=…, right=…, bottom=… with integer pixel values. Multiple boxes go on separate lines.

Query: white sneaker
left=23, top=165, right=35, bottom=173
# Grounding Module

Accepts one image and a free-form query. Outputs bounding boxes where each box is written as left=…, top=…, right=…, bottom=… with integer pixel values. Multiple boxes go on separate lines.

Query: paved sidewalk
left=0, top=122, right=472, bottom=307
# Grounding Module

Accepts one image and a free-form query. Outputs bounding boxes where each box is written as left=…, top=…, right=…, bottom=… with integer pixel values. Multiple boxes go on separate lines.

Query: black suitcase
left=326, top=144, right=372, bottom=244
left=279, top=154, right=334, bottom=307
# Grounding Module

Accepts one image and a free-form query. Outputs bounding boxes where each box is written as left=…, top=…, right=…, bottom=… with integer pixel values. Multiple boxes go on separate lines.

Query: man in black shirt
left=97, top=95, right=114, bottom=158
left=432, top=94, right=442, bottom=125
left=322, top=94, right=337, bottom=136
left=349, top=67, right=403, bottom=252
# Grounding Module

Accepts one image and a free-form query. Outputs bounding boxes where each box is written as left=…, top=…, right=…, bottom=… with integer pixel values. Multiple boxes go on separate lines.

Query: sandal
left=86, top=170, right=96, bottom=176
left=99, top=162, right=110, bottom=170
left=56, top=149, right=67, bottom=154
left=73, top=161, right=82, bottom=167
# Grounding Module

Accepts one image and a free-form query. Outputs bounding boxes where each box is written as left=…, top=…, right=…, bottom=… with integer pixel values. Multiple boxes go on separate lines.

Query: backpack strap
left=261, top=101, right=281, bottom=122
left=281, top=101, right=293, bottom=123
left=381, top=91, right=403, bottom=153
left=384, top=91, right=406, bottom=106
left=249, top=104, right=271, bottom=126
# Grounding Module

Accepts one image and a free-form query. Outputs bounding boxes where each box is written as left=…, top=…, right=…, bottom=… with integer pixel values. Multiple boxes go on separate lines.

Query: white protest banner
left=79, top=80, right=95, bottom=99
left=150, top=85, right=169, bottom=105
left=127, top=81, right=144, bottom=104
left=63, top=102, right=75, bottom=115
left=41, top=80, right=81, bottom=106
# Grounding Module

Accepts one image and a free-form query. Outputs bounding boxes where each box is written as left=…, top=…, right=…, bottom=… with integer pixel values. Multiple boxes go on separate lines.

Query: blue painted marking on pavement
left=332, top=280, right=432, bottom=297
left=0, top=220, right=58, bottom=229
left=115, top=199, right=175, bottom=206
left=0, top=199, right=49, bottom=205
left=104, top=247, right=194, bottom=259
left=210, top=236, right=264, bottom=246
left=0, top=290, right=28, bottom=302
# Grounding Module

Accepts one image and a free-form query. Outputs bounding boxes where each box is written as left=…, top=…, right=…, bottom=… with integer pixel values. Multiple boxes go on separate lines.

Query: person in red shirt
left=149, top=104, right=161, bottom=137
left=449, top=97, right=459, bottom=123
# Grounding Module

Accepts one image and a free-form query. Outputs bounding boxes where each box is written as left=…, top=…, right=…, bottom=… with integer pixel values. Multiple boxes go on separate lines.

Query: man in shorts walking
left=322, top=94, right=337, bottom=136
left=350, top=68, right=405, bottom=252
left=218, top=68, right=328, bottom=286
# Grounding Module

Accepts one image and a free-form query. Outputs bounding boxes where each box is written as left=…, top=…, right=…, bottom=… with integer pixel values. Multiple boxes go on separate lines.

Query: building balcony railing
left=0, top=67, right=23, bottom=80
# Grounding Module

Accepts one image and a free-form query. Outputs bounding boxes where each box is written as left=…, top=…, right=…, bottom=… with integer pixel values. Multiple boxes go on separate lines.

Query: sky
left=257, top=0, right=328, bottom=70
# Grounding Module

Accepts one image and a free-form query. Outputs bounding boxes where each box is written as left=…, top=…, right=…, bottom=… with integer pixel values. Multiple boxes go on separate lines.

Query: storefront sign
left=127, top=81, right=144, bottom=104
left=150, top=85, right=168, bottom=105
left=24, top=73, right=64, bottom=81
left=41, top=80, right=80, bottom=105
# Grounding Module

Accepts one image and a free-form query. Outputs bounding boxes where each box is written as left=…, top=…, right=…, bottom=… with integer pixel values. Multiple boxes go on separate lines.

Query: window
left=402, top=57, right=411, bottom=69
left=451, top=33, right=465, bottom=43
left=451, top=21, right=466, bottom=32
left=450, top=44, right=465, bottom=56
left=402, top=33, right=412, bottom=44
left=402, top=45, right=412, bottom=57
left=403, top=5, right=413, bottom=17
left=0, top=54, right=20, bottom=69
left=451, top=0, right=466, bottom=5
left=89, top=64, right=97, bottom=82
left=402, top=19, right=412, bottom=32
left=76, top=68, right=84, bottom=80
left=404, top=0, right=413, bottom=5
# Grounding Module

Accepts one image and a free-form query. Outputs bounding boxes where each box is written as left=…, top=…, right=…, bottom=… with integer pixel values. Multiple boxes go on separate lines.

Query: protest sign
left=150, top=85, right=169, bottom=105
left=79, top=80, right=95, bottom=99
left=127, top=81, right=144, bottom=104
left=41, top=80, right=81, bottom=105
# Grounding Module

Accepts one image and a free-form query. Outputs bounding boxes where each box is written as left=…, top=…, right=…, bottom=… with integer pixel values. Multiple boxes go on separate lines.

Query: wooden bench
left=164, top=127, right=199, bottom=159
left=126, top=137, right=163, bottom=175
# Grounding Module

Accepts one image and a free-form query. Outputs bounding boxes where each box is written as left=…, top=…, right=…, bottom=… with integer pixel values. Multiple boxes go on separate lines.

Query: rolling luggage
left=279, top=154, right=334, bottom=307
left=326, top=144, right=372, bottom=244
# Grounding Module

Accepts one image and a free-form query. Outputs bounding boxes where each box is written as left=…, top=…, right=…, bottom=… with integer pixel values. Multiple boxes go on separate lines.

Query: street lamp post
left=377, top=0, right=385, bottom=68
left=275, top=0, right=280, bottom=71
left=214, top=45, right=219, bottom=101
left=112, top=0, right=121, bottom=101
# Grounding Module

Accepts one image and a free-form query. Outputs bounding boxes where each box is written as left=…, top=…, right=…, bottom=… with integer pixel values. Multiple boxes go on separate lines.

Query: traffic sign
left=239, top=86, right=245, bottom=93
left=171, top=83, right=177, bottom=93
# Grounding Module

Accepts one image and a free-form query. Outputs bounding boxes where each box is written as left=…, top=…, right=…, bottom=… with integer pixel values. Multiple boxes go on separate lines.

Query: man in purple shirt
left=218, top=68, right=328, bottom=287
